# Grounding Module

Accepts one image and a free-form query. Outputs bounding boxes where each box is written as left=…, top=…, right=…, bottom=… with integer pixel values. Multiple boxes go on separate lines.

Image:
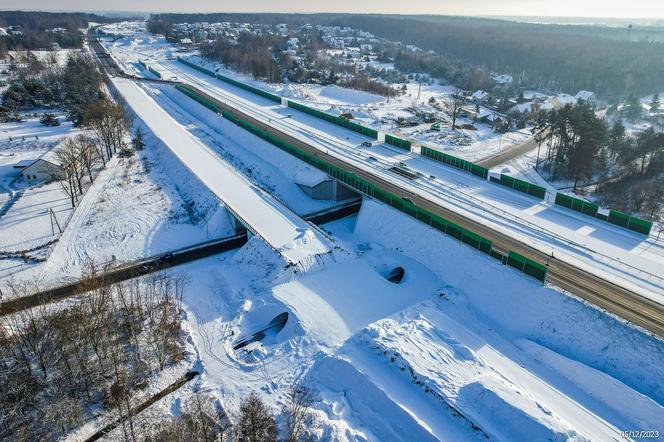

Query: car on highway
left=362, top=141, right=373, bottom=147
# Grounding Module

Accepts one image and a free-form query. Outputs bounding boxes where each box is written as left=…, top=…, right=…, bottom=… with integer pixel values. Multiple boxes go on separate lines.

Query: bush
left=39, top=112, right=60, bottom=127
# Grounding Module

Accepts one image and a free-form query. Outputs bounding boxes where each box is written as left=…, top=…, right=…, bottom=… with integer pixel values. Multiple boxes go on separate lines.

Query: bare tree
left=236, top=392, right=278, bottom=442
left=444, top=91, right=466, bottom=129
left=282, top=383, right=318, bottom=442
left=85, top=99, right=131, bottom=162
left=76, top=135, right=100, bottom=182
left=56, top=136, right=85, bottom=196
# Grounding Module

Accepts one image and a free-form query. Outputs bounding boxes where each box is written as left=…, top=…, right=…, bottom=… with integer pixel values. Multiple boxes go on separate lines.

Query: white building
left=17, top=152, right=64, bottom=182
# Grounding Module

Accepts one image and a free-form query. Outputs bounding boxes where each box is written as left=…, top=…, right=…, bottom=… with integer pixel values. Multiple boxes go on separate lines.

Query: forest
left=535, top=103, right=664, bottom=220
left=150, top=13, right=664, bottom=101
left=0, top=11, right=113, bottom=53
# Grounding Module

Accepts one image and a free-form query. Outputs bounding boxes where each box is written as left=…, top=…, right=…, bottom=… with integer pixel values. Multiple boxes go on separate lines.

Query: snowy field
left=0, top=117, right=80, bottom=279
left=128, top=200, right=664, bottom=441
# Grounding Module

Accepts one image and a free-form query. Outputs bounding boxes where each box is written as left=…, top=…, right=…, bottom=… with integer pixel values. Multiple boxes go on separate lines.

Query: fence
left=554, top=192, right=652, bottom=236
left=177, top=57, right=281, bottom=103
left=496, top=174, right=546, bottom=199
left=286, top=100, right=378, bottom=139
left=420, top=146, right=489, bottom=179
left=385, top=134, right=411, bottom=150
left=171, top=85, right=547, bottom=282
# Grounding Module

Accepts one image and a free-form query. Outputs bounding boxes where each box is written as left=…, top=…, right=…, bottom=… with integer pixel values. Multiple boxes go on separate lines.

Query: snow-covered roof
left=14, top=159, right=35, bottom=168
left=473, top=90, right=489, bottom=100
left=556, top=94, right=578, bottom=106
left=511, top=102, right=534, bottom=114
left=576, top=90, right=596, bottom=101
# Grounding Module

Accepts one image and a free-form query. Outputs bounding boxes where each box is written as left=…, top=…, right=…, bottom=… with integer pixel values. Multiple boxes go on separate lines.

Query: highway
left=150, top=61, right=664, bottom=289
left=169, top=82, right=664, bottom=338
left=89, top=40, right=664, bottom=337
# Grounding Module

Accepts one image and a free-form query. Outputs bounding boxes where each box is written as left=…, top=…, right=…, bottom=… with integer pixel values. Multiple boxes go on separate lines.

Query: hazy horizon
left=0, top=0, right=662, bottom=20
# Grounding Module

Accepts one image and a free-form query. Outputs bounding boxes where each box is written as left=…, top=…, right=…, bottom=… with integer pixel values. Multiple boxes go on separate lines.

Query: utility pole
left=49, top=208, right=63, bottom=235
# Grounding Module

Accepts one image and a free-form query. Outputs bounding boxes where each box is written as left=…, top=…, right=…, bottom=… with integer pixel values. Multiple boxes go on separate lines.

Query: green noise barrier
left=554, top=192, right=652, bottom=235
left=174, top=84, right=547, bottom=282
left=385, top=134, right=412, bottom=150
left=506, top=251, right=548, bottom=282
left=498, top=174, right=546, bottom=200
left=287, top=100, right=378, bottom=139
left=607, top=210, right=653, bottom=235
left=554, top=192, right=598, bottom=217
left=147, top=65, right=162, bottom=79
left=177, top=57, right=281, bottom=103
left=420, top=146, right=489, bottom=179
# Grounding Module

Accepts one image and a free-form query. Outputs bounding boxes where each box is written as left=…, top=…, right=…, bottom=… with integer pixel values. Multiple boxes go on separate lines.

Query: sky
left=0, top=0, right=662, bottom=19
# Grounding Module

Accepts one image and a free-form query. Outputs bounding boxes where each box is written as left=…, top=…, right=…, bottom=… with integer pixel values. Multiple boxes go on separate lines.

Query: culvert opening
left=233, top=312, right=289, bottom=350
left=386, top=266, right=405, bottom=284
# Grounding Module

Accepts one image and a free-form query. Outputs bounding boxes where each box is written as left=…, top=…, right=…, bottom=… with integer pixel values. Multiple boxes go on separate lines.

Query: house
left=472, top=90, right=489, bottom=102
left=19, top=152, right=64, bottom=182
left=575, top=90, right=596, bottom=104
left=546, top=93, right=577, bottom=109
left=510, top=102, right=534, bottom=115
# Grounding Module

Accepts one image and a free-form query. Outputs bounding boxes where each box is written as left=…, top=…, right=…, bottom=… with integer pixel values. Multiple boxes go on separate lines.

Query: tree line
left=141, top=384, right=318, bottom=442
left=150, top=13, right=664, bottom=101
left=200, top=31, right=284, bottom=83
left=0, top=11, right=115, bottom=54
left=534, top=102, right=664, bottom=220
left=0, top=270, right=186, bottom=441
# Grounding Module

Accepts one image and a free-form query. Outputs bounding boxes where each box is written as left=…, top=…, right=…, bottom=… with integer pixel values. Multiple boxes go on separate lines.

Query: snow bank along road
left=143, top=76, right=664, bottom=338
left=113, top=78, right=331, bottom=265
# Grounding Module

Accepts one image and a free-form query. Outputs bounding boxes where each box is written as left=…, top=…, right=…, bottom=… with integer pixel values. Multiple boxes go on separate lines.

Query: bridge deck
left=113, top=78, right=330, bottom=264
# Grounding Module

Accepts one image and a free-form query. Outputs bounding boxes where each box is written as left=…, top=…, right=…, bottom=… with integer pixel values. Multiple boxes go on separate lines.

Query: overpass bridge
left=113, top=78, right=332, bottom=265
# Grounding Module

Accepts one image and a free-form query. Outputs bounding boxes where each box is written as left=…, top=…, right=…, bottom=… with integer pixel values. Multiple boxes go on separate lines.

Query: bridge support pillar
left=225, top=208, right=247, bottom=235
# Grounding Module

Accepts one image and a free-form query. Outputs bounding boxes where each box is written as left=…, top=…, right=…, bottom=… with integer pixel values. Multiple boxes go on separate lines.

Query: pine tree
left=132, top=127, right=145, bottom=151
left=651, top=93, right=660, bottom=114
left=623, top=95, right=643, bottom=122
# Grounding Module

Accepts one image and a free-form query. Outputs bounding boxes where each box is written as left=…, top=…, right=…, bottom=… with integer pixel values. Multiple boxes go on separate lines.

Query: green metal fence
left=498, top=174, right=546, bottom=199
left=177, top=57, right=281, bottom=103
left=147, top=65, right=161, bottom=79
left=174, top=84, right=548, bottom=282
left=286, top=100, right=378, bottom=139
left=507, top=251, right=548, bottom=282
left=554, top=192, right=652, bottom=235
left=607, top=210, right=653, bottom=235
left=554, top=192, right=599, bottom=217
left=385, top=134, right=411, bottom=150
left=420, top=146, right=489, bottom=179
left=175, top=84, right=221, bottom=113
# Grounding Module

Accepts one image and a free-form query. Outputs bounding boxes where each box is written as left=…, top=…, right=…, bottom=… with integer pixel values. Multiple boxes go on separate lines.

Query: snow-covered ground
left=140, top=199, right=664, bottom=441
left=0, top=118, right=80, bottom=279
left=5, top=21, right=655, bottom=440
